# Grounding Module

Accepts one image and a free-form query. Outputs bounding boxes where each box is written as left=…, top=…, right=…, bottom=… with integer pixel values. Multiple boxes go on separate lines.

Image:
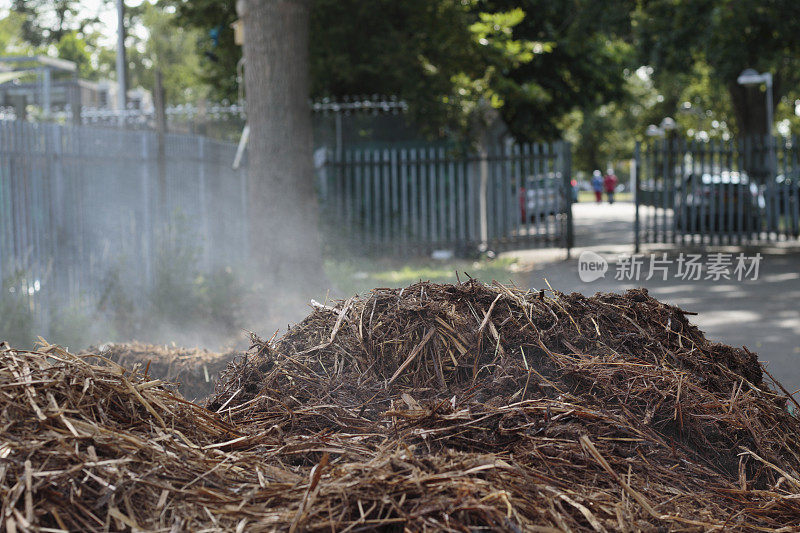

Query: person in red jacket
left=603, top=169, right=618, bottom=204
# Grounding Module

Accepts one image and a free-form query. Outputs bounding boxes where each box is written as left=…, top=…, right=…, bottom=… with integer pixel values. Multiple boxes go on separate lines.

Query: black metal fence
left=635, top=135, right=800, bottom=248
left=319, top=142, right=574, bottom=255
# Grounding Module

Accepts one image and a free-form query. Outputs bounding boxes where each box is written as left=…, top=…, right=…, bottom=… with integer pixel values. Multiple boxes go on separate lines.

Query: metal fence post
left=478, top=140, right=489, bottom=252
left=240, top=159, right=249, bottom=263
left=562, top=142, right=574, bottom=256
left=48, top=124, right=64, bottom=324
left=0, top=122, right=5, bottom=284
left=140, top=132, right=152, bottom=292
left=634, top=141, right=641, bottom=254
left=197, top=136, right=211, bottom=272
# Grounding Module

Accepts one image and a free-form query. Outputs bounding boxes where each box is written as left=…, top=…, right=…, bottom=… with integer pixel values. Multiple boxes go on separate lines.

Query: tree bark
left=727, top=79, right=781, bottom=181
left=238, top=0, right=326, bottom=295
left=728, top=83, right=768, bottom=138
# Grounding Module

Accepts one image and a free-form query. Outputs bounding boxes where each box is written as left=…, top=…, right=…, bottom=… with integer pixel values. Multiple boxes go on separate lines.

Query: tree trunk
left=728, top=80, right=781, bottom=181
left=238, top=0, right=326, bottom=295
left=728, top=83, right=769, bottom=138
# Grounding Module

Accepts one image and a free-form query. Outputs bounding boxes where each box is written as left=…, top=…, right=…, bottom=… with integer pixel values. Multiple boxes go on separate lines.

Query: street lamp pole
left=763, top=73, right=776, bottom=181
left=763, top=72, right=773, bottom=139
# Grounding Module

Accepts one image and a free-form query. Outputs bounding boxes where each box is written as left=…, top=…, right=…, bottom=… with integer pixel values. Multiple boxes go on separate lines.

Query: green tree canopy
left=126, top=2, right=207, bottom=104
left=11, top=0, right=107, bottom=46
left=7, top=0, right=800, bottom=165
left=168, top=0, right=241, bottom=102
left=483, top=0, right=635, bottom=141
left=313, top=1, right=552, bottom=138
left=635, top=0, right=800, bottom=138
left=8, top=1, right=116, bottom=83
left=171, top=0, right=636, bottom=141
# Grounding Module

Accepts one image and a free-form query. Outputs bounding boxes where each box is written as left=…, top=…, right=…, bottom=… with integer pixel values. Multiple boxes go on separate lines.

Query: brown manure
left=2, top=280, right=800, bottom=532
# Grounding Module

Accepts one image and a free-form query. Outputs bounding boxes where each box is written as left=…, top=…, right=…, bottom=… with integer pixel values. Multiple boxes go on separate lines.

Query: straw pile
left=87, top=342, right=237, bottom=400
left=2, top=280, right=800, bottom=532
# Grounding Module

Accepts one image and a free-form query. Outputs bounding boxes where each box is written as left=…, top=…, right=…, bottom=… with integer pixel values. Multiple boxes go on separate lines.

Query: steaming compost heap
left=2, top=280, right=800, bottom=532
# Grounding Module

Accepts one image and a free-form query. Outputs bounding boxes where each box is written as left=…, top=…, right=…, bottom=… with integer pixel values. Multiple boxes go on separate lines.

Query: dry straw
left=86, top=342, right=238, bottom=401
left=2, top=280, right=800, bottom=531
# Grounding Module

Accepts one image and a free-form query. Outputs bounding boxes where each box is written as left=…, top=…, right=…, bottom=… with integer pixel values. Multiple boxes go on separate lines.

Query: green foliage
left=11, top=0, right=97, bottom=46
left=7, top=0, right=207, bottom=104
left=318, top=0, right=634, bottom=142
left=0, top=10, right=31, bottom=54
left=77, top=0, right=633, bottom=141
left=97, top=215, right=244, bottom=343
left=7, top=1, right=117, bottom=83
left=450, top=8, right=552, bottom=131
left=672, top=60, right=736, bottom=140
left=484, top=0, right=635, bottom=141
left=326, top=256, right=520, bottom=297
left=310, top=0, right=548, bottom=139
left=167, top=0, right=241, bottom=102
left=148, top=255, right=243, bottom=341
left=0, top=219, right=244, bottom=349
left=635, top=0, right=800, bottom=136
left=172, top=0, right=561, bottom=139
left=636, top=0, right=800, bottom=83
left=56, top=30, right=94, bottom=79
left=7, top=0, right=800, bottom=174
left=126, top=2, right=208, bottom=103
left=149, top=217, right=205, bottom=327
left=76, top=213, right=243, bottom=347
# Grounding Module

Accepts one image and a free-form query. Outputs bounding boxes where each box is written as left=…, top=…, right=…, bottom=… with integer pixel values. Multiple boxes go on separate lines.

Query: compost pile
left=86, top=342, right=237, bottom=400
left=3, top=281, right=800, bottom=532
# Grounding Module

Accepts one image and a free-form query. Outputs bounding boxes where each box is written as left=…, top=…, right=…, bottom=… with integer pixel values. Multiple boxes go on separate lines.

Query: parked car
left=769, top=172, right=799, bottom=215
left=519, top=175, right=568, bottom=222
left=674, top=171, right=764, bottom=232
left=761, top=172, right=800, bottom=234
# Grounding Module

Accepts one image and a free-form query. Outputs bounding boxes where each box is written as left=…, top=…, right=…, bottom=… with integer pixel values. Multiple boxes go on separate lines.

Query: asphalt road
left=506, top=201, right=800, bottom=392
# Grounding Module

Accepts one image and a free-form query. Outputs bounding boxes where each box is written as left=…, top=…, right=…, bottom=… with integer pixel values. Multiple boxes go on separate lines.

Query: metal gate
left=318, top=141, right=574, bottom=255
left=635, top=136, right=800, bottom=250
left=0, top=121, right=249, bottom=330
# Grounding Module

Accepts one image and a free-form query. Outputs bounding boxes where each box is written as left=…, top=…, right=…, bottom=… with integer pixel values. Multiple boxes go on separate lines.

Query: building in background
left=0, top=55, right=147, bottom=123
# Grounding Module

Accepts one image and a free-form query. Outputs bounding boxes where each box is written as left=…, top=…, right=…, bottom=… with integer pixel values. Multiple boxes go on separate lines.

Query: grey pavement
left=505, top=201, right=800, bottom=392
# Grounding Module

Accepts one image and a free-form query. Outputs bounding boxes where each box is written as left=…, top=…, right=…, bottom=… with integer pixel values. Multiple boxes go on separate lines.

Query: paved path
left=505, top=201, right=800, bottom=391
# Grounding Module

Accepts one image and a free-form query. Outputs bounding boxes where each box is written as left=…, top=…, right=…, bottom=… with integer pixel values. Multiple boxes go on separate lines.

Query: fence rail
left=319, top=141, right=573, bottom=254
left=1, top=119, right=572, bottom=335
left=635, top=135, right=800, bottom=248
left=0, top=121, right=249, bottom=332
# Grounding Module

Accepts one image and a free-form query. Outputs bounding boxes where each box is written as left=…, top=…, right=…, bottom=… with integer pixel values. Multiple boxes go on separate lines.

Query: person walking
left=591, top=170, right=603, bottom=203
left=603, top=169, right=618, bottom=204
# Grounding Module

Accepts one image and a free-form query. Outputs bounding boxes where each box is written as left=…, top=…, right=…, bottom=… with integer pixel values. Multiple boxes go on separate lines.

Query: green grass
left=325, top=256, right=523, bottom=297
left=577, top=191, right=633, bottom=203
